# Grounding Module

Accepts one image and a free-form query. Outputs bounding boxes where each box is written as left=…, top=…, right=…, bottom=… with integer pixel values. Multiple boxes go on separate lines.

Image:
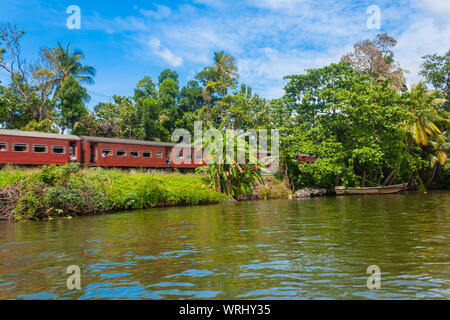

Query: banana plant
left=195, top=116, right=264, bottom=198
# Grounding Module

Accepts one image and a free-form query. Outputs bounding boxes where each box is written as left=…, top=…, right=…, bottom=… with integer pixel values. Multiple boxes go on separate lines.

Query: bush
left=255, top=176, right=292, bottom=199
left=0, top=167, right=33, bottom=188
left=0, top=165, right=231, bottom=221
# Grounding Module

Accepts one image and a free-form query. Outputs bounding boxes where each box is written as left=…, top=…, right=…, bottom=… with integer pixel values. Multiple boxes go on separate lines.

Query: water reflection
left=0, top=191, right=449, bottom=299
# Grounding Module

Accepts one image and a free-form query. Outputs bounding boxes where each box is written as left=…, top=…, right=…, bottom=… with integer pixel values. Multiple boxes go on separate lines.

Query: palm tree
left=37, top=42, right=96, bottom=90
left=206, top=51, right=239, bottom=91
left=405, top=82, right=449, bottom=186
left=202, top=51, right=238, bottom=122
left=425, top=130, right=449, bottom=185
left=407, top=82, right=447, bottom=146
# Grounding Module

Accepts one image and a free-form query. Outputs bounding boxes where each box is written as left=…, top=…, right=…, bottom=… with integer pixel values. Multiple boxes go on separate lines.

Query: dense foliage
left=0, top=164, right=230, bottom=221
left=274, top=56, right=449, bottom=189
left=194, top=117, right=265, bottom=198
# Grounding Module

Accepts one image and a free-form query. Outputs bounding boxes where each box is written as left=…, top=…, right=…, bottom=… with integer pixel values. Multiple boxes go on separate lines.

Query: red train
left=297, top=154, right=317, bottom=164
left=0, top=129, right=316, bottom=169
left=0, top=129, right=200, bottom=169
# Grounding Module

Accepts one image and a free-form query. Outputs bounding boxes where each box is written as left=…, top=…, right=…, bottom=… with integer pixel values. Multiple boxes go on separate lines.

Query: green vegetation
left=0, top=164, right=230, bottom=221
left=274, top=53, right=449, bottom=190
left=255, top=177, right=292, bottom=200
left=194, top=117, right=264, bottom=198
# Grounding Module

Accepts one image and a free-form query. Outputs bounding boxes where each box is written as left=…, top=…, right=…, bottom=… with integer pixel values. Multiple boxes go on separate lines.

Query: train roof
left=0, top=129, right=81, bottom=140
left=80, top=135, right=188, bottom=148
left=0, top=129, right=195, bottom=148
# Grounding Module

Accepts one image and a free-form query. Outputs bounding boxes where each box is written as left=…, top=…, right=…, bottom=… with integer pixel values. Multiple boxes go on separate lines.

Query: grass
left=0, top=164, right=230, bottom=221
left=0, top=165, right=38, bottom=188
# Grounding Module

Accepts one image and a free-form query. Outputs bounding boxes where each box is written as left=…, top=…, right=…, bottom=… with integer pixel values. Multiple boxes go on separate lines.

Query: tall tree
left=283, top=62, right=410, bottom=188
left=200, top=51, right=239, bottom=123
left=158, top=68, right=178, bottom=85
left=420, top=50, right=450, bottom=111
left=39, top=42, right=96, bottom=89
left=133, top=76, right=157, bottom=102
left=403, top=82, right=449, bottom=185
left=179, top=80, right=204, bottom=113
left=55, top=76, right=88, bottom=133
left=341, top=33, right=405, bottom=90
left=0, top=23, right=56, bottom=125
left=405, top=82, right=447, bottom=147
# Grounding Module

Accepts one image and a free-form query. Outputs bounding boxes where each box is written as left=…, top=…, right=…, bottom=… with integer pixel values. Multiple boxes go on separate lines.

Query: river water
left=0, top=191, right=449, bottom=300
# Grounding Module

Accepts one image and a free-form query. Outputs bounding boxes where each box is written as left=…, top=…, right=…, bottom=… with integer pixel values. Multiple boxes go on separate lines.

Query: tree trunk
left=281, top=161, right=294, bottom=191
left=215, top=167, right=221, bottom=193
left=383, top=169, right=397, bottom=186
left=361, top=170, right=367, bottom=187
left=426, top=164, right=438, bottom=187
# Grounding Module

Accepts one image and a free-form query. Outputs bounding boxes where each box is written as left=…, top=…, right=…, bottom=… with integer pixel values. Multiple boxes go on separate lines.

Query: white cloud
left=238, top=46, right=350, bottom=98
left=247, top=0, right=308, bottom=10
left=191, top=0, right=226, bottom=8
left=139, top=5, right=171, bottom=20
left=146, top=38, right=184, bottom=67
left=85, top=12, right=147, bottom=34
left=395, top=16, right=450, bottom=86
left=413, top=0, right=450, bottom=22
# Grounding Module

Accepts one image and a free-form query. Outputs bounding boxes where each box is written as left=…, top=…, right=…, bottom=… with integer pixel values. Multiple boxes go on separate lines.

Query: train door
left=90, top=143, right=98, bottom=163
left=69, top=141, right=77, bottom=162
left=165, top=147, right=170, bottom=167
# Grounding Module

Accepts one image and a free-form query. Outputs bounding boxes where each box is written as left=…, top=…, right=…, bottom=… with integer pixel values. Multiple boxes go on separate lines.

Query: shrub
left=0, top=165, right=231, bottom=221
left=0, top=170, right=32, bottom=188
left=255, top=176, right=292, bottom=199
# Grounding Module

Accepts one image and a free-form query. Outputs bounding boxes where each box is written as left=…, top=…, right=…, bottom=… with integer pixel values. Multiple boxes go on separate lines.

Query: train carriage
left=80, top=136, right=203, bottom=169
left=81, top=136, right=174, bottom=168
left=297, top=154, right=317, bottom=164
left=0, top=129, right=81, bottom=165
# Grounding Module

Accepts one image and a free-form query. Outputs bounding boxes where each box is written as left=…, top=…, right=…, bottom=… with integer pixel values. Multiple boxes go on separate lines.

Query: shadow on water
left=0, top=191, right=449, bottom=299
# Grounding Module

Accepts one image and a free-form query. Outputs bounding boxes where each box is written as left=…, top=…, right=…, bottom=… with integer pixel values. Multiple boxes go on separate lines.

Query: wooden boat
left=335, top=184, right=406, bottom=195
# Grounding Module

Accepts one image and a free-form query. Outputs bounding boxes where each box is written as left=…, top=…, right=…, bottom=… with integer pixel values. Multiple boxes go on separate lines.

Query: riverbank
left=0, top=164, right=232, bottom=221
left=0, top=164, right=295, bottom=222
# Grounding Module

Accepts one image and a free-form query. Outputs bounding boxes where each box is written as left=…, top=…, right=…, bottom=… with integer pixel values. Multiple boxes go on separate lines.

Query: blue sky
left=0, top=0, right=449, bottom=107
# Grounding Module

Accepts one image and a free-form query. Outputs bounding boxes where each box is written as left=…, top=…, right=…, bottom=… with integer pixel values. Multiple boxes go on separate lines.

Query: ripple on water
left=150, top=289, right=222, bottom=299
left=240, top=260, right=291, bottom=271
left=165, top=269, right=214, bottom=278
left=148, top=282, right=195, bottom=287
left=17, top=292, right=57, bottom=299
left=79, top=281, right=158, bottom=299
left=87, top=260, right=137, bottom=273
left=99, top=272, right=132, bottom=279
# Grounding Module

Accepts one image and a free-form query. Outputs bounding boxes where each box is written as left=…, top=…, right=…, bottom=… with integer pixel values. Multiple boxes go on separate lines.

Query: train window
left=130, top=150, right=139, bottom=157
left=116, top=149, right=126, bottom=157
left=176, top=152, right=183, bottom=159
left=0, top=142, right=7, bottom=152
left=33, top=144, right=48, bottom=153
left=185, top=154, right=192, bottom=160
left=196, top=154, right=203, bottom=160
left=101, top=148, right=113, bottom=156
left=13, top=143, right=28, bottom=152
left=52, top=146, right=65, bottom=154
left=156, top=151, right=163, bottom=158
left=143, top=151, right=152, bottom=158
